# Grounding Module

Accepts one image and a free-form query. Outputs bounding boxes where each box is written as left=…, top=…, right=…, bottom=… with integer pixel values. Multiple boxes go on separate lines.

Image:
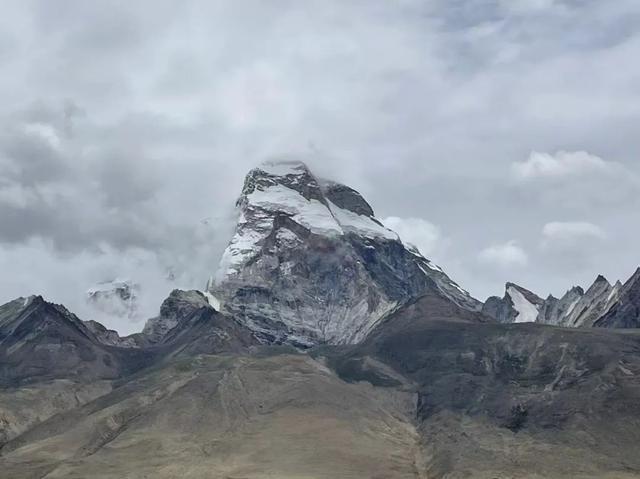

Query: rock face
left=595, top=268, right=640, bottom=328
left=326, top=289, right=640, bottom=478
left=140, top=289, right=254, bottom=356
left=483, top=272, right=633, bottom=328
left=482, top=283, right=544, bottom=323
left=142, top=289, right=216, bottom=343
left=0, top=296, right=150, bottom=385
left=212, top=160, right=479, bottom=346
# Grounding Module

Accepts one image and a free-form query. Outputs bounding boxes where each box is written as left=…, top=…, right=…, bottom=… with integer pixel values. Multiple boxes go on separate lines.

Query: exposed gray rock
left=320, top=179, right=374, bottom=216
left=595, top=268, right=640, bottom=328
left=0, top=296, right=153, bottom=386
left=484, top=271, right=640, bottom=330
left=212, top=160, right=480, bottom=346
left=538, top=286, right=584, bottom=326
left=482, top=283, right=543, bottom=323
left=141, top=289, right=220, bottom=343
left=557, top=275, right=615, bottom=327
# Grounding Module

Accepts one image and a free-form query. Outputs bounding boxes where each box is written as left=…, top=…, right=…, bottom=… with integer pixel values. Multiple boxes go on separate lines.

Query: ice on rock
left=327, top=201, right=398, bottom=240
left=247, top=185, right=343, bottom=236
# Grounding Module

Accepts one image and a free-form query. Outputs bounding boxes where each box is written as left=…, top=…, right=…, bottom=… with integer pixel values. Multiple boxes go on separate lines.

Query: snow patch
left=424, top=260, right=444, bottom=274
left=218, top=222, right=267, bottom=277
left=203, top=291, right=221, bottom=311
left=327, top=200, right=398, bottom=240
left=507, top=286, right=540, bottom=323
left=248, top=185, right=343, bottom=236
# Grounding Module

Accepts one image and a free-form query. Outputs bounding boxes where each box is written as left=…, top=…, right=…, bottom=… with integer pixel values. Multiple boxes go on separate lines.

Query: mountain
left=146, top=289, right=257, bottom=358
left=482, top=282, right=545, bottom=323
left=323, top=289, right=640, bottom=478
left=3, top=161, right=640, bottom=478
left=211, top=160, right=479, bottom=346
left=595, top=268, right=640, bottom=328
left=0, top=352, right=422, bottom=479
left=0, top=296, right=150, bottom=386
left=141, top=289, right=214, bottom=343
left=483, top=271, right=635, bottom=329
left=0, top=296, right=154, bottom=445
left=3, top=289, right=640, bottom=478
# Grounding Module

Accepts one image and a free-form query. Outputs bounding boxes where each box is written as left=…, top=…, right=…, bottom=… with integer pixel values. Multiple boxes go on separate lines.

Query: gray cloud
left=0, top=0, right=639, bottom=329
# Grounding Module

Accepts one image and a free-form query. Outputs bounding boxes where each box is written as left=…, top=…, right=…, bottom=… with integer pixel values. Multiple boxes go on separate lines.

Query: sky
left=0, top=0, right=639, bottom=334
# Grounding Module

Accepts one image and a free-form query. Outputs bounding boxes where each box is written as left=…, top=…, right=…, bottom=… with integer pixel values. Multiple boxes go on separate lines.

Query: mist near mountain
left=2, top=1, right=640, bottom=336
left=2, top=162, right=640, bottom=478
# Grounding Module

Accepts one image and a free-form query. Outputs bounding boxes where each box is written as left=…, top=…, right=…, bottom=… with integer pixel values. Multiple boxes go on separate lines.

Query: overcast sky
left=1, top=0, right=639, bottom=333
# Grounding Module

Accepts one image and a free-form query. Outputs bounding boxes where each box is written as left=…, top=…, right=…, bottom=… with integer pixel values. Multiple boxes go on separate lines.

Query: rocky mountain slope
left=0, top=296, right=150, bottom=386
left=0, top=290, right=257, bottom=447
left=324, top=289, right=640, bottom=478
left=595, top=268, right=640, bottom=328
left=212, top=160, right=479, bottom=346
left=483, top=270, right=636, bottom=328
left=1, top=353, right=420, bottom=479
left=2, top=288, right=640, bottom=478
left=2, top=161, right=640, bottom=478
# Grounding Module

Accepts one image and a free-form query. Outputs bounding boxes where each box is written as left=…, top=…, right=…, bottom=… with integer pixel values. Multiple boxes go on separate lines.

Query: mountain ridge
left=2, top=160, right=640, bottom=478
left=483, top=268, right=639, bottom=328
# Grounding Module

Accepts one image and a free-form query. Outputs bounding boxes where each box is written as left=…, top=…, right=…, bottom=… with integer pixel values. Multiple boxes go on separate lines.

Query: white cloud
left=22, top=122, right=62, bottom=151
left=0, top=239, right=202, bottom=335
left=478, top=240, right=529, bottom=268
left=0, top=1, right=638, bottom=330
left=500, top=0, right=557, bottom=15
left=512, top=151, right=613, bottom=181
left=542, top=221, right=607, bottom=243
left=382, top=216, right=442, bottom=257
left=538, top=222, right=609, bottom=275
left=0, top=183, right=37, bottom=208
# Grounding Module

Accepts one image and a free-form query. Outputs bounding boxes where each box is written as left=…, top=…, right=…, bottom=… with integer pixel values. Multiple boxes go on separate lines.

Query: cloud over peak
left=542, top=221, right=607, bottom=243
left=512, top=151, right=614, bottom=181
left=478, top=240, right=529, bottom=269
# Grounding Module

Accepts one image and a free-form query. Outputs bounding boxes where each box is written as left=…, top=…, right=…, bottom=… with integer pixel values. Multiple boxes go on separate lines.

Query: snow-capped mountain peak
left=217, top=161, right=399, bottom=282
left=212, top=160, right=480, bottom=346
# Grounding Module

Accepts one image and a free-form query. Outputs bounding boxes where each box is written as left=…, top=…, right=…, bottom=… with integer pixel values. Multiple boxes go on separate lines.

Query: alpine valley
left=2, top=161, right=640, bottom=479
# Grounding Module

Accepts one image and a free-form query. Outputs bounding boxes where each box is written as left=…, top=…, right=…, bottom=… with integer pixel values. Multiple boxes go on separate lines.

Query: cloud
left=500, top=0, right=558, bottom=15
left=511, top=151, right=614, bottom=181
left=538, top=221, right=609, bottom=274
left=382, top=216, right=442, bottom=257
left=0, top=0, right=639, bottom=328
left=541, top=221, right=607, bottom=249
left=478, top=241, right=529, bottom=268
